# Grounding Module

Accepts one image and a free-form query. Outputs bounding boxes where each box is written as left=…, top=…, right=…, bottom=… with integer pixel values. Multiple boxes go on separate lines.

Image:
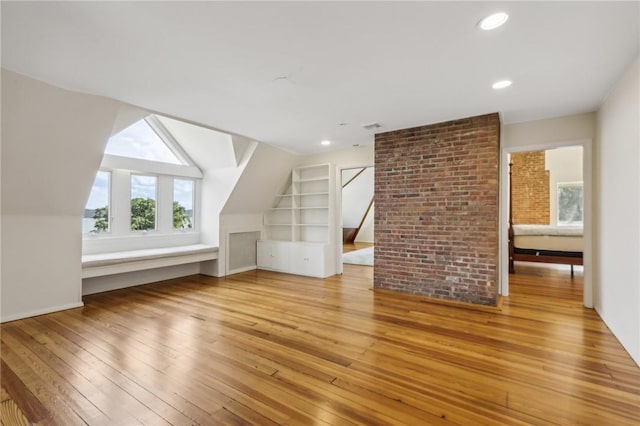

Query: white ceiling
left=2, top=2, right=638, bottom=154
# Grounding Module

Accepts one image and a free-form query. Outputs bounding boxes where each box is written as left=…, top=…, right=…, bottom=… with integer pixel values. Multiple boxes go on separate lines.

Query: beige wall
left=546, top=146, right=583, bottom=226
left=502, top=112, right=596, bottom=149
left=1, top=70, right=121, bottom=321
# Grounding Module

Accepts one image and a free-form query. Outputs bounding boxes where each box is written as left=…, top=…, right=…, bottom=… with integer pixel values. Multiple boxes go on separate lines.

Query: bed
left=508, top=163, right=584, bottom=276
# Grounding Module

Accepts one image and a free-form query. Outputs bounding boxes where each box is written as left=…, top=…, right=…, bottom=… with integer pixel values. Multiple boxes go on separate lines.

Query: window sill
left=82, top=231, right=203, bottom=255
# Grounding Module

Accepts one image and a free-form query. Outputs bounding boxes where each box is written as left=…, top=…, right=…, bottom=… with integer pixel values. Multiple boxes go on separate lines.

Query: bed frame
left=508, top=162, right=583, bottom=276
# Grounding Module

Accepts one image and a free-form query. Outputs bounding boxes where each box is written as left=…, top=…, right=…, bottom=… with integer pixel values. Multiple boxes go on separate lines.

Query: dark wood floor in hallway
left=1, top=263, right=639, bottom=425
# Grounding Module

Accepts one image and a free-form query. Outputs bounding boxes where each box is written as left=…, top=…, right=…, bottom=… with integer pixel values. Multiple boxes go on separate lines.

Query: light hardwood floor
left=1, top=263, right=639, bottom=425
left=343, top=242, right=374, bottom=253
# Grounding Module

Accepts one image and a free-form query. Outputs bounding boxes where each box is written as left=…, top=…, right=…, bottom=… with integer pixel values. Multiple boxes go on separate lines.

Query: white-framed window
left=83, top=116, right=203, bottom=242
left=130, top=174, right=158, bottom=232
left=84, top=171, right=111, bottom=234
left=105, top=119, right=183, bottom=165
left=558, top=181, right=583, bottom=226
left=173, top=178, right=194, bottom=230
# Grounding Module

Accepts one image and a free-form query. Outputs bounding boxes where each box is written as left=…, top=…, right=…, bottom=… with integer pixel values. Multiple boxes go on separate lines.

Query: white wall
left=297, top=145, right=374, bottom=169
left=158, top=115, right=238, bottom=169
left=197, top=142, right=257, bottom=249
left=223, top=143, right=297, bottom=215
left=502, top=112, right=596, bottom=149
left=342, top=167, right=374, bottom=228
left=355, top=204, right=374, bottom=243
left=595, top=57, right=640, bottom=366
left=546, top=146, right=583, bottom=226
left=217, top=142, right=297, bottom=275
left=1, top=70, right=121, bottom=321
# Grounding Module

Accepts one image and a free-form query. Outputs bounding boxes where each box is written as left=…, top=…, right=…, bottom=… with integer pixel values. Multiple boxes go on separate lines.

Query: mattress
left=513, top=224, right=583, bottom=237
left=514, top=234, right=583, bottom=252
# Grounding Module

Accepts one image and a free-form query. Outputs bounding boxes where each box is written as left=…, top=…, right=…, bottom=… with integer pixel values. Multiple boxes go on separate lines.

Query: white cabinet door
left=256, top=241, right=271, bottom=269
left=257, top=241, right=290, bottom=271
left=291, top=243, right=326, bottom=278
left=270, top=241, right=290, bottom=271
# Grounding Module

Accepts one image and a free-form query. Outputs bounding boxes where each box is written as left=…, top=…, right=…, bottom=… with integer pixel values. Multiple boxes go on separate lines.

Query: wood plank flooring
left=1, top=263, right=639, bottom=425
left=343, top=242, right=374, bottom=253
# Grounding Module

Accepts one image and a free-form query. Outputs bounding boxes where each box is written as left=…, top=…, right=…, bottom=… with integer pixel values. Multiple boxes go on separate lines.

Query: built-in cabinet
left=258, top=163, right=337, bottom=278
left=256, top=240, right=290, bottom=272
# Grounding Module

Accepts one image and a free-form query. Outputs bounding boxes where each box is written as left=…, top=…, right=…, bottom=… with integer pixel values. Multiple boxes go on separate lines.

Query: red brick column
left=374, top=113, right=500, bottom=306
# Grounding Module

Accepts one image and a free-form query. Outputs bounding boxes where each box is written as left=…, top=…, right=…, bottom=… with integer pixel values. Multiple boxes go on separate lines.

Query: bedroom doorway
left=341, top=166, right=374, bottom=268
left=501, top=140, right=592, bottom=308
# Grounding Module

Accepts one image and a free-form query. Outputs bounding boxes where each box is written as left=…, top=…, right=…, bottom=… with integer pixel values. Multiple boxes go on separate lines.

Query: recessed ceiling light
left=492, top=80, right=512, bottom=89
left=478, top=12, right=509, bottom=30
left=321, top=140, right=331, bottom=146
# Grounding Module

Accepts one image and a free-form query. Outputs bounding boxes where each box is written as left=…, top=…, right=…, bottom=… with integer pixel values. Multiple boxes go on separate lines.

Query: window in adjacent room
left=557, top=181, right=583, bottom=226
left=84, top=171, right=111, bottom=234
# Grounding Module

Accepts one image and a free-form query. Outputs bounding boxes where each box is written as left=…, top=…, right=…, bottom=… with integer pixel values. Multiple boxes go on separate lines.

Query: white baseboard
left=226, top=265, right=257, bottom=276
left=1, top=301, right=85, bottom=323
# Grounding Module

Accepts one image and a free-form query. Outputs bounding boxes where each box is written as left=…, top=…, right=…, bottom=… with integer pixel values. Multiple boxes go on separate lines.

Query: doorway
left=500, top=139, right=592, bottom=307
left=341, top=166, right=374, bottom=267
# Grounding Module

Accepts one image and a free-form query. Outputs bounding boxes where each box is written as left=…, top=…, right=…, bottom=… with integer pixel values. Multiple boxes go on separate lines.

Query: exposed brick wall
left=510, top=151, right=550, bottom=225
left=374, top=113, right=500, bottom=306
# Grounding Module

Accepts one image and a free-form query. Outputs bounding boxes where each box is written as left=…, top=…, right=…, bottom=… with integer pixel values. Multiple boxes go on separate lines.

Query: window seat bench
left=82, top=244, right=219, bottom=278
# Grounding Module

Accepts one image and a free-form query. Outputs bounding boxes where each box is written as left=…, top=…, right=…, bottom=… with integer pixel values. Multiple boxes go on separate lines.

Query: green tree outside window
left=92, top=207, right=109, bottom=232
left=173, top=201, right=192, bottom=229
left=131, top=197, right=156, bottom=231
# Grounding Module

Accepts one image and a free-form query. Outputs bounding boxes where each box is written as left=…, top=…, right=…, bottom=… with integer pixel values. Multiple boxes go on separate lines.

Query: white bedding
left=514, top=235, right=583, bottom=252
left=513, top=224, right=583, bottom=252
left=513, top=224, right=583, bottom=237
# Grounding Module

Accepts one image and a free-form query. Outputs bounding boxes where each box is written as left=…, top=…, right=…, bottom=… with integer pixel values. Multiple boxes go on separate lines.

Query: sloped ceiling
left=2, top=2, right=638, bottom=154
left=156, top=115, right=237, bottom=170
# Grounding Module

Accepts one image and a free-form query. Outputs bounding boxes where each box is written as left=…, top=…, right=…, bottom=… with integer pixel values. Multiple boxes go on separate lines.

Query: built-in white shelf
left=260, top=163, right=337, bottom=277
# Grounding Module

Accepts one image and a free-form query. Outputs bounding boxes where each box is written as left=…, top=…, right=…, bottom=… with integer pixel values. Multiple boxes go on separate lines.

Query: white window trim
left=146, top=115, right=200, bottom=169
left=173, top=178, right=196, bottom=232
left=84, top=169, right=202, bottom=249
left=85, top=170, right=113, bottom=235
left=83, top=116, right=204, bottom=253
left=130, top=173, right=159, bottom=233
left=101, top=155, right=203, bottom=179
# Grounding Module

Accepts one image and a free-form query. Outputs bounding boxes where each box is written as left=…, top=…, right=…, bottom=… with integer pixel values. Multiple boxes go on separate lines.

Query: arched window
left=83, top=116, right=202, bottom=240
